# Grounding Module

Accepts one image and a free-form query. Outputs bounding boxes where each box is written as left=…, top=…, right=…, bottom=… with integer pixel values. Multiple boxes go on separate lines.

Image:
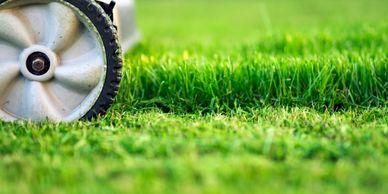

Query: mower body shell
left=99, top=0, right=140, bottom=51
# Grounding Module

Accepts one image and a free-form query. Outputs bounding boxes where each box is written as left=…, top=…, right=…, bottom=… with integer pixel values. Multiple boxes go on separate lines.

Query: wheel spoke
left=60, top=29, right=101, bottom=60
left=55, top=50, right=104, bottom=92
left=0, top=43, right=20, bottom=95
left=0, top=41, right=20, bottom=61
left=46, top=2, right=80, bottom=52
left=46, top=81, right=89, bottom=112
left=18, top=4, right=50, bottom=44
left=0, top=61, right=19, bottom=96
left=21, top=81, right=63, bottom=121
left=0, top=10, right=34, bottom=48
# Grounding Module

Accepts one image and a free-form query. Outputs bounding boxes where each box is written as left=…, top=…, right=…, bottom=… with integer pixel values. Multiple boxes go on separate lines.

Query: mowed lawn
left=1, top=0, right=387, bottom=194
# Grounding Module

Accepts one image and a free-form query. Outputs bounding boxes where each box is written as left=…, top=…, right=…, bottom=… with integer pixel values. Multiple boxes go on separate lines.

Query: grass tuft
left=118, top=25, right=387, bottom=112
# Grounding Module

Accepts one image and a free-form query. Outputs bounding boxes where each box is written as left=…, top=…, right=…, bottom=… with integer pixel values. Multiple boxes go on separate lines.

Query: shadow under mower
left=0, top=0, right=139, bottom=122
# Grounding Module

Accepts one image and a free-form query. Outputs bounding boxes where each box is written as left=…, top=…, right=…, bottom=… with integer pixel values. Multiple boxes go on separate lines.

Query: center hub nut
left=19, top=45, right=58, bottom=82
left=26, top=52, right=51, bottom=76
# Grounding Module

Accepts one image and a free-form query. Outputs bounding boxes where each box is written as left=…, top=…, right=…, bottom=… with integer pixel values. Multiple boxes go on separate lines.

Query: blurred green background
left=136, top=0, right=387, bottom=47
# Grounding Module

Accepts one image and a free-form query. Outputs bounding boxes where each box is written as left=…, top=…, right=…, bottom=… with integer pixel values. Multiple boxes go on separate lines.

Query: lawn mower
left=0, top=0, right=139, bottom=122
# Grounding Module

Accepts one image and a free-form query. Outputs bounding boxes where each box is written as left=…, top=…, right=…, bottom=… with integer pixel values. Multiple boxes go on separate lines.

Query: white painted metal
left=19, top=45, right=58, bottom=82
left=97, top=0, right=140, bottom=50
left=113, top=0, right=140, bottom=50
left=0, top=1, right=107, bottom=122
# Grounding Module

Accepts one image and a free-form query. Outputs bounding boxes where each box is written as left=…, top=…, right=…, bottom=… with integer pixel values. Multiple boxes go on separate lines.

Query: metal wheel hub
left=20, top=45, right=58, bottom=82
left=0, top=0, right=107, bottom=122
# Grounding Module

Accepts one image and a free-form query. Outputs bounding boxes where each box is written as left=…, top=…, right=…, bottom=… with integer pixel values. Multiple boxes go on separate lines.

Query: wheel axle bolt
left=31, top=57, right=46, bottom=72
left=26, top=52, right=51, bottom=76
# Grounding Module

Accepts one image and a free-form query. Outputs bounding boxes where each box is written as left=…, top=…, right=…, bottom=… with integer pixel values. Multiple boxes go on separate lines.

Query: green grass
left=1, top=0, right=388, bottom=193
left=1, top=108, right=388, bottom=194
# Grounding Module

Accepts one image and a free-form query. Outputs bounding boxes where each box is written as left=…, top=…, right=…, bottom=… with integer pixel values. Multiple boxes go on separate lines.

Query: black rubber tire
left=0, top=0, right=123, bottom=121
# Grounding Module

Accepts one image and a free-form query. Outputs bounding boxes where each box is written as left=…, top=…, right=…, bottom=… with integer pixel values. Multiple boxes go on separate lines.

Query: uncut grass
left=126, top=0, right=388, bottom=113
left=118, top=25, right=387, bottom=112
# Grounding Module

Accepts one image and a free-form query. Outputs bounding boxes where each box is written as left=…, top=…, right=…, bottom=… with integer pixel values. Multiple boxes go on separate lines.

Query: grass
left=121, top=37, right=387, bottom=112
left=1, top=0, right=387, bottom=193
left=1, top=108, right=388, bottom=194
